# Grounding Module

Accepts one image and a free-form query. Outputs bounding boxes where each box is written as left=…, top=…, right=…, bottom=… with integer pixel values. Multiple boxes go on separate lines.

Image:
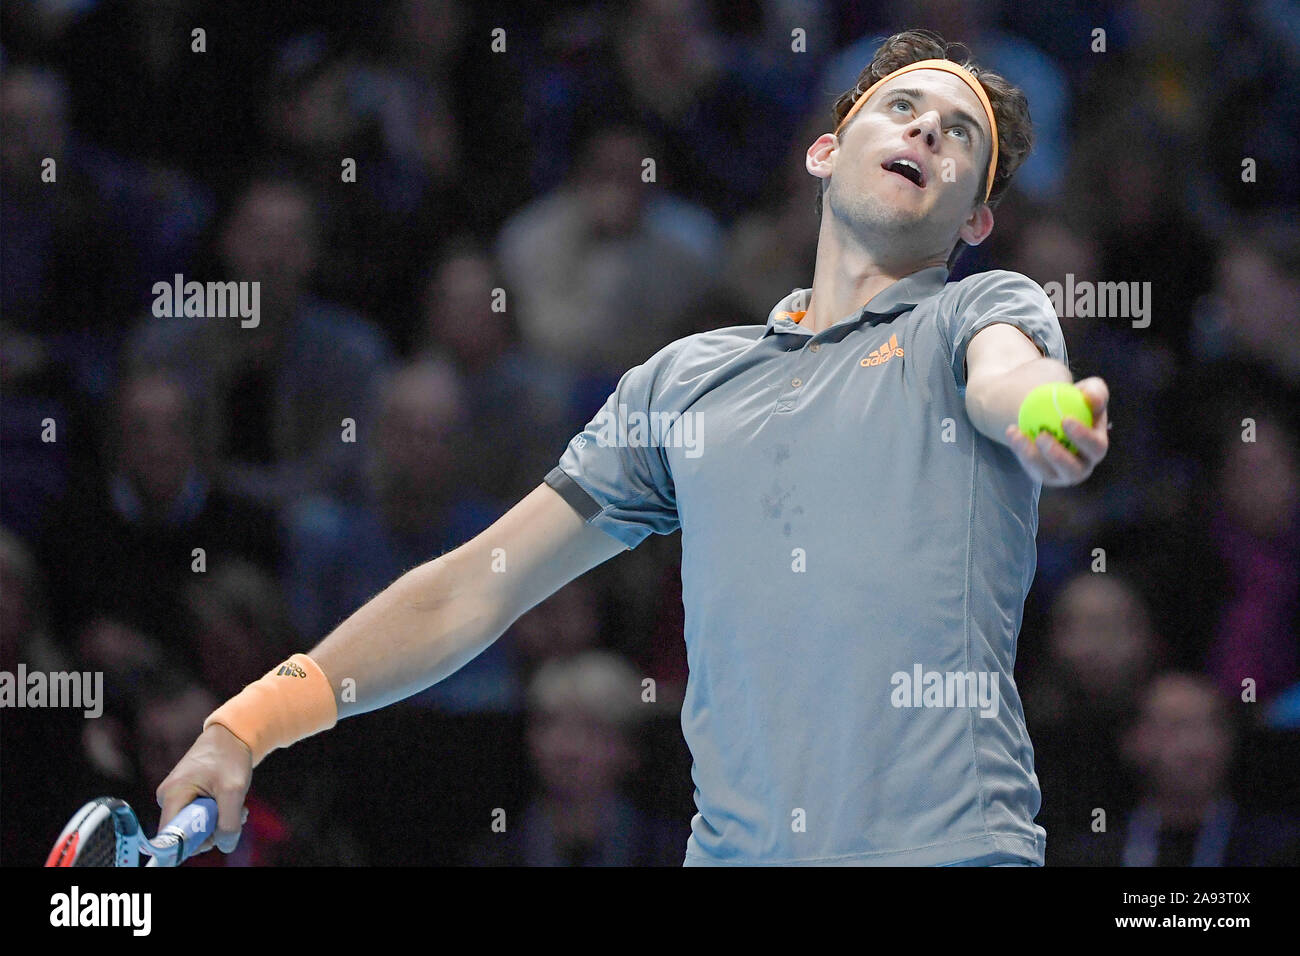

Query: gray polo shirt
left=545, top=266, right=1067, bottom=865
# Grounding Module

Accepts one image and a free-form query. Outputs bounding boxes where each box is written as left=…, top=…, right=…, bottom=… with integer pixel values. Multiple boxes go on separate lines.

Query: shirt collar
left=763, top=266, right=950, bottom=336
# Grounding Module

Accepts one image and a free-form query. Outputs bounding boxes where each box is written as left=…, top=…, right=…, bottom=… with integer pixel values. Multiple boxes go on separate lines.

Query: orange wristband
left=203, top=653, right=338, bottom=767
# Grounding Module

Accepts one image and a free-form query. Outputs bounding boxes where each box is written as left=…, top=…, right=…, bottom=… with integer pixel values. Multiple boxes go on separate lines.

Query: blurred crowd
left=2, top=0, right=1298, bottom=866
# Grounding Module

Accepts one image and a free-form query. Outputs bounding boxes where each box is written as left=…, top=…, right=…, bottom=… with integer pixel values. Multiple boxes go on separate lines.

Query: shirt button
left=809, top=343, right=821, bottom=352
left=791, top=378, right=802, bottom=387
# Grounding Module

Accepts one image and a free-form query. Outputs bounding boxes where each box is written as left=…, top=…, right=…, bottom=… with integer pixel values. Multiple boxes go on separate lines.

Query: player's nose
left=906, top=112, right=942, bottom=151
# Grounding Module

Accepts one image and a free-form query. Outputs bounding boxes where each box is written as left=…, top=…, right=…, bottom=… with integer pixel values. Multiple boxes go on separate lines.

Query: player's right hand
left=156, top=723, right=253, bottom=855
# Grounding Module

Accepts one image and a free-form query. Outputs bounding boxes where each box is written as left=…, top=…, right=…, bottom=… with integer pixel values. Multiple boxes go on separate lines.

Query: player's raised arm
left=156, top=482, right=624, bottom=852
left=963, top=321, right=1109, bottom=486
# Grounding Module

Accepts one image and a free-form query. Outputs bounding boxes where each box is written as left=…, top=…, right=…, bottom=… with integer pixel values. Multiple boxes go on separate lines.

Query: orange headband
left=834, top=58, right=999, bottom=202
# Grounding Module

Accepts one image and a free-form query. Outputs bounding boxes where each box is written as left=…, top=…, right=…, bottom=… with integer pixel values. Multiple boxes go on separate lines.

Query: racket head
left=44, top=797, right=141, bottom=868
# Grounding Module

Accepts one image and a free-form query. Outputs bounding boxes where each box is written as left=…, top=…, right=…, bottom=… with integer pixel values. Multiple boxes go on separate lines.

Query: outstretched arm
left=963, top=321, right=1109, bottom=486
left=312, top=482, right=625, bottom=717
left=156, top=482, right=623, bottom=851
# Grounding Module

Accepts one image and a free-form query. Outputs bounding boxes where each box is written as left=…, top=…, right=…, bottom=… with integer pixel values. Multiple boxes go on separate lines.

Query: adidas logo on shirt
left=860, top=334, right=904, bottom=367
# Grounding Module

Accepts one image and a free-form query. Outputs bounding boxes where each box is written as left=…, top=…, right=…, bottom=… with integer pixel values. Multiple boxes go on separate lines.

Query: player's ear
left=806, top=132, right=838, bottom=184
left=958, top=202, right=994, bottom=248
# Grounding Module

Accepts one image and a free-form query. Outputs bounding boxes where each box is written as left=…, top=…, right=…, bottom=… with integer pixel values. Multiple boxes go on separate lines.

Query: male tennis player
left=158, top=30, right=1109, bottom=866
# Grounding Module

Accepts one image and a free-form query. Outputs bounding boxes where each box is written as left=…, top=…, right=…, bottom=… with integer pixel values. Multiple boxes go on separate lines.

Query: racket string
left=77, top=821, right=121, bottom=867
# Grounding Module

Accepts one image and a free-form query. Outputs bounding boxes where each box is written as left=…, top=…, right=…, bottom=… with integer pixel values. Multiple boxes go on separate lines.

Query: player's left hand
left=1004, top=377, right=1109, bottom=487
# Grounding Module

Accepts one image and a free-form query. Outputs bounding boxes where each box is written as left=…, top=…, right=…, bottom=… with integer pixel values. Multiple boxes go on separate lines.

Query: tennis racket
left=44, top=796, right=218, bottom=868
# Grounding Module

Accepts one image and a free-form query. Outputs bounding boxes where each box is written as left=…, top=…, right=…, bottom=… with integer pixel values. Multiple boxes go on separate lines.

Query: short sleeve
left=945, top=270, right=1068, bottom=389
left=545, top=341, right=686, bottom=549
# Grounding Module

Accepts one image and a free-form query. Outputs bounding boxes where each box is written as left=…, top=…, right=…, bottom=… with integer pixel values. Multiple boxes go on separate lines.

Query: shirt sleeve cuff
left=544, top=466, right=602, bottom=521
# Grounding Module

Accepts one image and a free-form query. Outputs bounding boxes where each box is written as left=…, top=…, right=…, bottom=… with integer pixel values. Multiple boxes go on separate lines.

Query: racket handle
left=146, top=797, right=219, bottom=867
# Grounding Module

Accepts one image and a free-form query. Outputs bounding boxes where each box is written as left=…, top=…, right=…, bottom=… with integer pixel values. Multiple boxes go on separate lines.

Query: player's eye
left=889, top=98, right=912, bottom=113
left=948, top=125, right=969, bottom=141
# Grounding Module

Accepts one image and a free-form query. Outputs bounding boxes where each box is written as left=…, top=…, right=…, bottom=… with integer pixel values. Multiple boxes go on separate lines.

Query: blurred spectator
left=523, top=0, right=800, bottom=219
left=497, top=124, right=715, bottom=385
left=57, top=0, right=274, bottom=189
left=1023, top=571, right=1161, bottom=850
left=1063, top=104, right=1216, bottom=354
left=1190, top=218, right=1300, bottom=384
left=0, top=527, right=65, bottom=687
left=0, top=318, right=85, bottom=541
left=415, top=240, right=575, bottom=502
left=1, top=66, right=137, bottom=379
left=632, top=552, right=690, bottom=708
left=465, top=651, right=684, bottom=865
left=285, top=358, right=514, bottom=712
left=132, top=682, right=219, bottom=817
left=721, top=115, right=823, bottom=319
left=1081, top=0, right=1228, bottom=140
left=1113, top=0, right=1300, bottom=212
left=610, top=0, right=806, bottom=216
left=183, top=560, right=297, bottom=701
left=260, top=32, right=415, bottom=327
left=1055, top=673, right=1300, bottom=865
left=0, top=527, right=121, bottom=865
left=374, top=0, right=534, bottom=231
left=37, top=372, right=282, bottom=699
left=509, top=578, right=604, bottom=672
left=1121, top=391, right=1300, bottom=699
left=1031, top=572, right=1161, bottom=715
left=126, top=177, right=393, bottom=508
left=1201, top=413, right=1300, bottom=700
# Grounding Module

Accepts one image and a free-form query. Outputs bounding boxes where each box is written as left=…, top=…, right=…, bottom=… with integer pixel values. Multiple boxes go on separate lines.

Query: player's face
left=827, top=70, right=992, bottom=238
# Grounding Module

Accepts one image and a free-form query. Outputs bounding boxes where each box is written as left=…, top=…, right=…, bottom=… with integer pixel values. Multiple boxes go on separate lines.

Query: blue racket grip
left=146, top=797, right=219, bottom=866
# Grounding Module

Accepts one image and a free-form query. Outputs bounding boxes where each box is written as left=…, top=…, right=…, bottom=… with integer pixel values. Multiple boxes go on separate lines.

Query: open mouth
left=882, top=158, right=926, bottom=188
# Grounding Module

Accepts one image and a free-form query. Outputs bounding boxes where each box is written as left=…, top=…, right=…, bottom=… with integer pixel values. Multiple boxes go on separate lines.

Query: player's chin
left=872, top=185, right=931, bottom=218
left=873, top=188, right=927, bottom=210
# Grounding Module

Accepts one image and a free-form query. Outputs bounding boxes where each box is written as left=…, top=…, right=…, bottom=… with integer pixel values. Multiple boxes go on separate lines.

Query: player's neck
left=804, top=215, right=945, bottom=333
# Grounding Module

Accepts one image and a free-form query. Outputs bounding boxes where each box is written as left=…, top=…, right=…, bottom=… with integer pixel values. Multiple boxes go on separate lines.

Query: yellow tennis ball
left=1018, top=383, right=1093, bottom=453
